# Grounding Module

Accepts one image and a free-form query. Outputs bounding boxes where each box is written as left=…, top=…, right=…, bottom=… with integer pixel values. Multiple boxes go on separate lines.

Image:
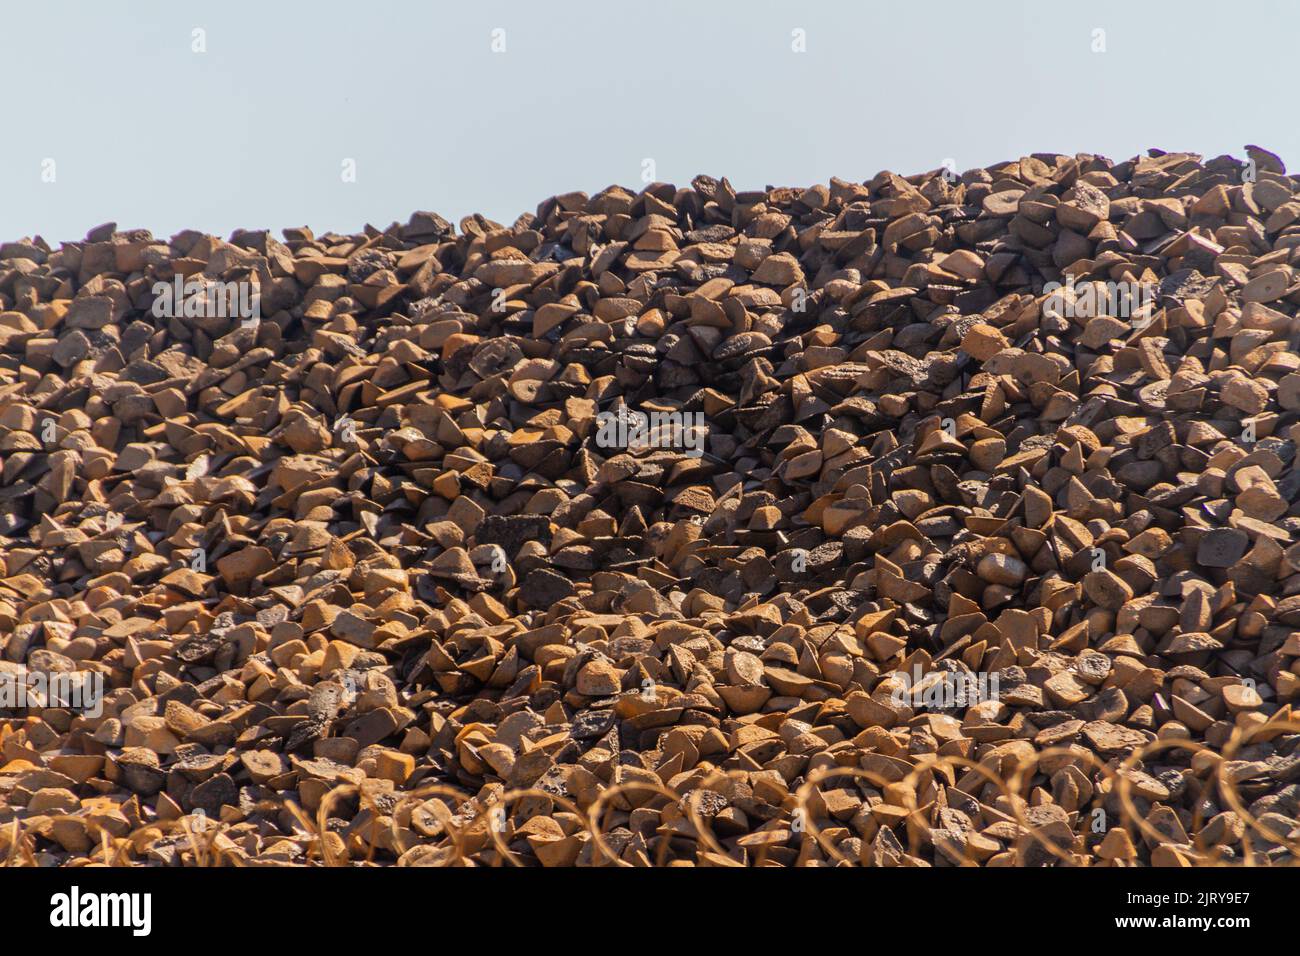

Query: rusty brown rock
left=2, top=147, right=1299, bottom=870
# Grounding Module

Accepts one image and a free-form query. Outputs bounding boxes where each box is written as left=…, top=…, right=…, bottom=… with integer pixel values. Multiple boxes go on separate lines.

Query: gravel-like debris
left=3, top=147, right=1300, bottom=867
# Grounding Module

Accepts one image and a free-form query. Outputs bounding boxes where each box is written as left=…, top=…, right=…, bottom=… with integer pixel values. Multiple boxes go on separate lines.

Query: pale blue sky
left=2, top=0, right=1294, bottom=242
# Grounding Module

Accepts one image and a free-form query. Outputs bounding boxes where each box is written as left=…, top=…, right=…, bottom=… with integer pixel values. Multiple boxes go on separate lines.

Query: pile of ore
left=3, top=147, right=1300, bottom=867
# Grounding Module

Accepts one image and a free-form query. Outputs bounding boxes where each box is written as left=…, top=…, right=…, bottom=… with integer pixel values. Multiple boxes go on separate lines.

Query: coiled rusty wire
left=4, top=719, right=1295, bottom=868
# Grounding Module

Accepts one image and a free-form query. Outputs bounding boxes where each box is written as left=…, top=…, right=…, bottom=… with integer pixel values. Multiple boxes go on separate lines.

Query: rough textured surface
left=3, top=147, right=1300, bottom=867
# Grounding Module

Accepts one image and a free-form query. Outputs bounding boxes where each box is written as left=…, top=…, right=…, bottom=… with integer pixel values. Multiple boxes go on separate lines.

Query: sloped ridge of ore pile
left=4, top=148, right=1300, bottom=868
